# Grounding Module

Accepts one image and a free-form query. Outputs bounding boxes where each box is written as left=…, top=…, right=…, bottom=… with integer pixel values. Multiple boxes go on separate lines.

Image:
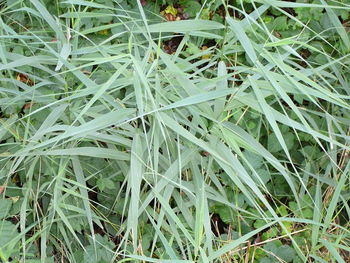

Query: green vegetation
left=0, top=0, right=349, bottom=262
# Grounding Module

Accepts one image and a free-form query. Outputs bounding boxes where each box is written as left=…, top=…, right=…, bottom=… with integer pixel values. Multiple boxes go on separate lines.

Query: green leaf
left=254, top=219, right=266, bottom=229
left=142, top=19, right=224, bottom=33
left=262, top=227, right=278, bottom=240
left=273, top=16, right=289, bottom=31
left=213, top=205, right=232, bottom=224
left=180, top=0, right=201, bottom=17
left=268, top=132, right=294, bottom=152
left=186, top=42, right=201, bottom=55
left=275, top=245, right=296, bottom=262
left=277, top=205, right=288, bottom=217
left=0, top=199, right=12, bottom=219
left=0, top=221, right=18, bottom=248
left=244, top=150, right=263, bottom=169
left=97, top=177, right=115, bottom=191
left=302, top=208, right=313, bottom=219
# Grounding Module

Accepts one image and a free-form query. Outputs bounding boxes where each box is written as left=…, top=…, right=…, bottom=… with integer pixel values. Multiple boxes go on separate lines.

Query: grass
left=0, top=0, right=349, bottom=262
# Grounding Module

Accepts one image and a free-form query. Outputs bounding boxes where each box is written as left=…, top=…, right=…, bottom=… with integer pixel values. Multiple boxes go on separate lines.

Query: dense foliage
left=0, top=0, right=349, bottom=262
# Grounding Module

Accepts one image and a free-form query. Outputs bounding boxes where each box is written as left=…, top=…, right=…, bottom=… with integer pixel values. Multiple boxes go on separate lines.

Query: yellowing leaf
left=164, top=5, right=177, bottom=16
left=98, top=29, right=110, bottom=35
left=201, top=46, right=211, bottom=59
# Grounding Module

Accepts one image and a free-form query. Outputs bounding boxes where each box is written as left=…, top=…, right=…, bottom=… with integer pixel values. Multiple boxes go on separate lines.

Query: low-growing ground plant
left=0, top=0, right=349, bottom=262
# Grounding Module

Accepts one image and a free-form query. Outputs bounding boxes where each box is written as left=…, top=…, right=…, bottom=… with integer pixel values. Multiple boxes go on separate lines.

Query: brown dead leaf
left=0, top=185, right=6, bottom=194
left=165, top=13, right=176, bottom=21
left=16, top=73, right=34, bottom=86
left=23, top=102, right=33, bottom=109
